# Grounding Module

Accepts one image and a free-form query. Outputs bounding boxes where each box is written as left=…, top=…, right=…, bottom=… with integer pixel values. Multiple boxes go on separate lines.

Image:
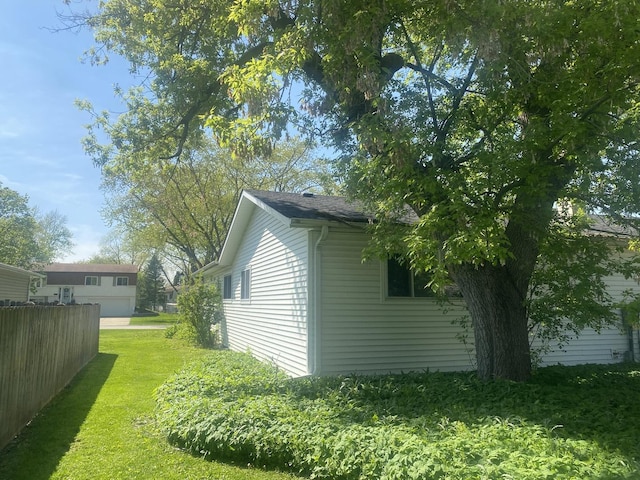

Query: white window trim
left=85, top=276, right=100, bottom=286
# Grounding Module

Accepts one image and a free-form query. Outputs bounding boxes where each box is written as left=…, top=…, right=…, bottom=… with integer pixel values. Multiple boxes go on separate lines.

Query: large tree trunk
left=450, top=206, right=551, bottom=381
left=453, top=263, right=532, bottom=381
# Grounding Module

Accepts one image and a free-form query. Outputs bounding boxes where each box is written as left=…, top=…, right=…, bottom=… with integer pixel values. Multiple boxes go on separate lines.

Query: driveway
left=100, top=317, right=167, bottom=330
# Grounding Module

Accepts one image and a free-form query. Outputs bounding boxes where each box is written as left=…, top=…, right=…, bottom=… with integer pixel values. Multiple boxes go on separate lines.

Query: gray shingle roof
left=245, top=190, right=419, bottom=224
left=246, top=190, right=375, bottom=224
left=588, top=214, right=640, bottom=237
left=43, top=263, right=138, bottom=274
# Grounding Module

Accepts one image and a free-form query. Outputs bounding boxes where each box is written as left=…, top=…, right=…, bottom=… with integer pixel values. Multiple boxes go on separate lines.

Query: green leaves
left=77, top=0, right=640, bottom=379
left=156, top=352, right=640, bottom=479
left=176, top=275, right=222, bottom=348
left=0, top=183, right=73, bottom=269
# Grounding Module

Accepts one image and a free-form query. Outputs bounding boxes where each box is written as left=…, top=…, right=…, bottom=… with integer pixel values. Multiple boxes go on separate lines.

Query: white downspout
left=309, top=225, right=329, bottom=375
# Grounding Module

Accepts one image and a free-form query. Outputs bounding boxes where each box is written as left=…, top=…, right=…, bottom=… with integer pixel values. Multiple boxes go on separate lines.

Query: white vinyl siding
left=221, top=208, right=310, bottom=377
left=318, top=229, right=640, bottom=375
left=318, top=229, right=473, bottom=376
left=535, top=268, right=639, bottom=366
left=0, top=271, right=31, bottom=303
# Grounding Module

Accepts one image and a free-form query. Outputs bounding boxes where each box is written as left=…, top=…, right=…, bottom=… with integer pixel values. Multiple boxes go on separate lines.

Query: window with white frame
left=387, top=258, right=460, bottom=298
left=387, top=258, right=434, bottom=297
left=240, top=268, right=251, bottom=300
left=85, top=276, right=99, bottom=286
left=115, top=276, right=129, bottom=286
left=223, top=274, right=233, bottom=299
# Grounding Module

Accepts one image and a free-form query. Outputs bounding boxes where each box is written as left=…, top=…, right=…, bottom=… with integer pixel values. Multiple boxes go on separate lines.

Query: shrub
left=155, top=354, right=640, bottom=479
left=176, top=275, right=222, bottom=348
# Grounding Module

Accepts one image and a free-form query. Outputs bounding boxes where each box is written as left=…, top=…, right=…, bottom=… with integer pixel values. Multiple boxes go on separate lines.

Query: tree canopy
left=95, top=134, right=332, bottom=272
left=70, top=0, right=640, bottom=380
left=0, top=183, right=74, bottom=269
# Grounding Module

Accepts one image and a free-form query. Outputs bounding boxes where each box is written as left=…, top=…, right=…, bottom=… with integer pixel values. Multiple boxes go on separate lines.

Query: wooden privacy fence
left=0, top=305, right=100, bottom=449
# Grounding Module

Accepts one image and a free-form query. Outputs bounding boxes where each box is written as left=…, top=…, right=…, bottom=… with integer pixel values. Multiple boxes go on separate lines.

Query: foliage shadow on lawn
left=0, top=352, right=117, bottom=480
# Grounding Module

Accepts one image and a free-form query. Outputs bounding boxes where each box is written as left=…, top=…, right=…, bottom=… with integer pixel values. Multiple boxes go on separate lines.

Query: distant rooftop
left=42, top=263, right=138, bottom=274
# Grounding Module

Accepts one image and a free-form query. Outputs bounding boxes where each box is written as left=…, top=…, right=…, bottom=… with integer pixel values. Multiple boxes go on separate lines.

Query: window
left=387, top=258, right=434, bottom=298
left=240, top=268, right=251, bottom=300
left=387, top=258, right=461, bottom=298
left=85, top=276, right=99, bottom=286
left=115, top=276, right=129, bottom=286
left=223, top=274, right=233, bottom=299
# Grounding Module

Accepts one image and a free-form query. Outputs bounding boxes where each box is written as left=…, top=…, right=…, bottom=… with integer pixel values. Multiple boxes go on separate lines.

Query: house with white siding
left=0, top=262, right=43, bottom=304
left=199, top=190, right=640, bottom=377
left=32, top=263, right=138, bottom=317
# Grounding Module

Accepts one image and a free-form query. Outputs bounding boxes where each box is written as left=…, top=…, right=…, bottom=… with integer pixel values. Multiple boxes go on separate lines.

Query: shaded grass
left=156, top=353, right=640, bottom=479
left=0, top=331, right=302, bottom=480
left=130, top=311, right=179, bottom=326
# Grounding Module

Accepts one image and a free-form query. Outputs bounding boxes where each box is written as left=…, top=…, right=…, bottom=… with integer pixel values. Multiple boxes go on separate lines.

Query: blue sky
left=0, top=1, right=134, bottom=262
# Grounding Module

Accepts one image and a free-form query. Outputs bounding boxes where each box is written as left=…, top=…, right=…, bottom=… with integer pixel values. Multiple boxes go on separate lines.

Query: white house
left=199, top=190, right=640, bottom=377
left=33, top=263, right=138, bottom=317
left=0, top=262, right=44, bottom=304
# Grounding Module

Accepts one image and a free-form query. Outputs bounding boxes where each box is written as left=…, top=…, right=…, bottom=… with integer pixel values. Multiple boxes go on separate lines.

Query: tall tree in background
left=0, top=182, right=73, bottom=269
left=91, top=130, right=332, bottom=271
left=67, top=1, right=640, bottom=380
left=138, top=252, right=166, bottom=311
left=33, top=210, right=75, bottom=264
left=84, top=229, right=148, bottom=265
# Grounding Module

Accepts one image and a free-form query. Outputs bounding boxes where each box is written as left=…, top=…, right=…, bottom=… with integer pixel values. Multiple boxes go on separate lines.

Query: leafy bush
left=155, top=354, right=640, bottom=479
left=176, top=276, right=222, bottom=348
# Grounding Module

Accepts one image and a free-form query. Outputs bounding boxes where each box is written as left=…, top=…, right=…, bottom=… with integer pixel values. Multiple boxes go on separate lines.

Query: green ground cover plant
left=156, top=352, right=640, bottom=479
left=0, top=330, right=302, bottom=480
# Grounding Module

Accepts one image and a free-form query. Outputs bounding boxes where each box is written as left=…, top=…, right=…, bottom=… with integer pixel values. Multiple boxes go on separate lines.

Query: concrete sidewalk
left=100, top=317, right=167, bottom=330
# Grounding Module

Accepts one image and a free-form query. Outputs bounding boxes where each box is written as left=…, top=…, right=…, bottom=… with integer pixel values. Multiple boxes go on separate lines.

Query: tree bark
left=453, top=263, right=532, bottom=381
left=450, top=199, right=556, bottom=381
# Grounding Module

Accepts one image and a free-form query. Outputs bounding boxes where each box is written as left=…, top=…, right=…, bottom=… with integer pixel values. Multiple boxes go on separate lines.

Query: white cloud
left=0, top=118, right=25, bottom=138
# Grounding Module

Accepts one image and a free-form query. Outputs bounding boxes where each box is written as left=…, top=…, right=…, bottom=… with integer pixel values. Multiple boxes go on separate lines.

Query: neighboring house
left=164, top=286, right=180, bottom=313
left=0, top=262, right=44, bottom=304
left=199, top=190, right=640, bottom=377
left=33, top=263, right=138, bottom=317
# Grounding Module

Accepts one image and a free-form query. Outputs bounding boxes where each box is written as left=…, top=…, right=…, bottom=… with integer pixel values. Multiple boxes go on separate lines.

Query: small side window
left=85, top=276, right=99, bottom=286
left=223, top=274, right=233, bottom=299
left=240, top=268, right=251, bottom=300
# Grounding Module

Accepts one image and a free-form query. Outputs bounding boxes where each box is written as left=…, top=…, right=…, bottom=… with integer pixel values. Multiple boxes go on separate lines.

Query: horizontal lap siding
left=319, top=230, right=472, bottom=375
left=537, top=325, right=629, bottom=366
left=0, top=272, right=30, bottom=302
left=223, top=209, right=309, bottom=377
left=537, top=271, right=639, bottom=365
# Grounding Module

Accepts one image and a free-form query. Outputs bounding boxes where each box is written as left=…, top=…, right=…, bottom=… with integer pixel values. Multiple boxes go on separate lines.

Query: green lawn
left=0, top=330, right=303, bottom=480
left=129, top=311, right=180, bottom=326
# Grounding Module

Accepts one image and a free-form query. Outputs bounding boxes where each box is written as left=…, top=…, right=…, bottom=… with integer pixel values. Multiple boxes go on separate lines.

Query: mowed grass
left=129, top=311, right=180, bottom=326
left=0, top=330, right=303, bottom=480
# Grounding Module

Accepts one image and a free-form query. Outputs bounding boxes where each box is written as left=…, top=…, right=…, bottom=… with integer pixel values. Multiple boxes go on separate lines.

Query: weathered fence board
left=0, top=305, right=100, bottom=449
